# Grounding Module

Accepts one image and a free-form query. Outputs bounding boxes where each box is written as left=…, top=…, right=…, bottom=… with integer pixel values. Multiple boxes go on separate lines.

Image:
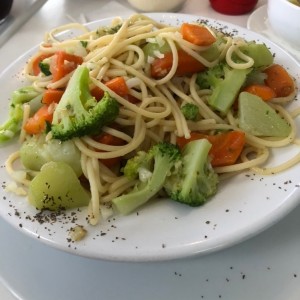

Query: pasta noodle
left=5, top=14, right=299, bottom=225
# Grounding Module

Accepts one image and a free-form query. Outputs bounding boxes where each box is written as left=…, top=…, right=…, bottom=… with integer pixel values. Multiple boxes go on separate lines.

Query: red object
left=176, top=131, right=246, bottom=167
left=24, top=105, right=53, bottom=135
left=150, top=50, right=206, bottom=79
left=210, top=0, right=258, bottom=15
left=42, top=89, right=65, bottom=105
left=93, top=132, right=125, bottom=168
left=50, top=51, right=83, bottom=82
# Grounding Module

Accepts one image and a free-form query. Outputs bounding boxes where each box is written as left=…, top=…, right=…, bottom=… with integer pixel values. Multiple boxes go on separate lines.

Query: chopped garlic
left=147, top=56, right=155, bottom=64
left=156, top=36, right=165, bottom=48
left=100, top=204, right=114, bottom=220
left=5, top=181, right=27, bottom=196
left=138, top=167, right=152, bottom=183
left=12, top=170, right=27, bottom=182
left=146, top=37, right=156, bottom=43
left=153, top=50, right=165, bottom=59
left=126, top=77, right=141, bottom=88
left=69, top=225, right=87, bottom=242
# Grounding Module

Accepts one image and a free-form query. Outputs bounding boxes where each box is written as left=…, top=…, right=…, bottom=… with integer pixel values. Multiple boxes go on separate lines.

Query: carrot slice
left=24, top=105, right=53, bottom=135
left=177, top=132, right=203, bottom=150
left=208, top=131, right=246, bottom=167
left=106, top=77, right=129, bottom=97
left=180, top=23, right=216, bottom=46
left=91, top=77, right=130, bottom=100
left=94, top=132, right=125, bottom=168
left=177, top=131, right=246, bottom=167
left=264, top=64, right=295, bottom=97
left=243, top=84, right=276, bottom=101
left=151, top=49, right=206, bottom=79
left=90, top=86, right=104, bottom=101
left=50, top=51, right=83, bottom=82
left=124, top=94, right=140, bottom=104
left=42, top=89, right=65, bottom=105
left=32, top=53, right=53, bottom=76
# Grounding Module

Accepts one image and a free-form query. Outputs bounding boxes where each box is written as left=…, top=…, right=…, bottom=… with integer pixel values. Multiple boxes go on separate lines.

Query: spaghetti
left=5, top=14, right=299, bottom=225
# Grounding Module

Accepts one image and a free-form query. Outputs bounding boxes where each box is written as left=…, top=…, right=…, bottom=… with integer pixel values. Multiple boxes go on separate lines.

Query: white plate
left=1, top=13, right=300, bottom=262
left=247, top=5, right=300, bottom=61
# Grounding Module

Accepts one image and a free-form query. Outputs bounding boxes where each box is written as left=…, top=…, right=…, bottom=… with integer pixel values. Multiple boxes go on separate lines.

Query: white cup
left=127, top=0, right=186, bottom=12
left=267, top=0, right=300, bottom=50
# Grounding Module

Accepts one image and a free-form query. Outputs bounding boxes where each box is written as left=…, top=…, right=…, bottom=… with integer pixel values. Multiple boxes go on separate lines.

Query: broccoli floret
left=96, top=24, right=122, bottom=36
left=164, top=139, right=218, bottom=207
left=51, top=66, right=119, bottom=141
left=112, top=142, right=181, bottom=215
left=197, top=62, right=251, bottom=114
left=238, top=42, right=274, bottom=68
left=0, top=86, right=42, bottom=143
left=181, top=103, right=199, bottom=121
left=39, top=61, right=51, bottom=76
left=122, top=151, right=152, bottom=180
left=197, top=63, right=224, bottom=89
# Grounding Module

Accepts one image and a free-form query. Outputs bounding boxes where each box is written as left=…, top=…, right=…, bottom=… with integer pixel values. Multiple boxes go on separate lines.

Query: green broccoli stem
left=164, top=139, right=218, bottom=207
left=0, top=106, right=23, bottom=142
left=51, top=66, right=119, bottom=141
left=208, top=68, right=249, bottom=114
left=181, top=139, right=212, bottom=200
left=181, top=103, right=199, bottom=121
left=0, top=87, right=42, bottom=143
left=112, top=154, right=172, bottom=215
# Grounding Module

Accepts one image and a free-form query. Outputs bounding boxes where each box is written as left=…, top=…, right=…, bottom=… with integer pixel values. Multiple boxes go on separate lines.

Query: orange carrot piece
left=180, top=23, right=216, bottom=46
left=208, top=131, right=246, bottom=167
left=177, top=132, right=204, bottom=150
left=151, top=50, right=206, bottom=79
left=124, top=94, right=140, bottom=104
left=23, top=105, right=53, bottom=135
left=264, top=64, right=295, bottom=97
left=105, top=77, right=129, bottom=97
left=42, top=89, right=64, bottom=105
left=93, top=132, right=125, bottom=168
left=90, top=86, right=104, bottom=101
left=50, top=51, right=83, bottom=82
left=91, top=77, right=129, bottom=100
left=32, top=53, right=53, bottom=76
left=177, top=131, right=246, bottom=167
left=243, top=84, right=276, bottom=101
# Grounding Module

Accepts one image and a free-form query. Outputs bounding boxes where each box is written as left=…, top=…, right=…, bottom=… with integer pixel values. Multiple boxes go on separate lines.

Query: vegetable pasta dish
left=0, top=14, right=298, bottom=228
